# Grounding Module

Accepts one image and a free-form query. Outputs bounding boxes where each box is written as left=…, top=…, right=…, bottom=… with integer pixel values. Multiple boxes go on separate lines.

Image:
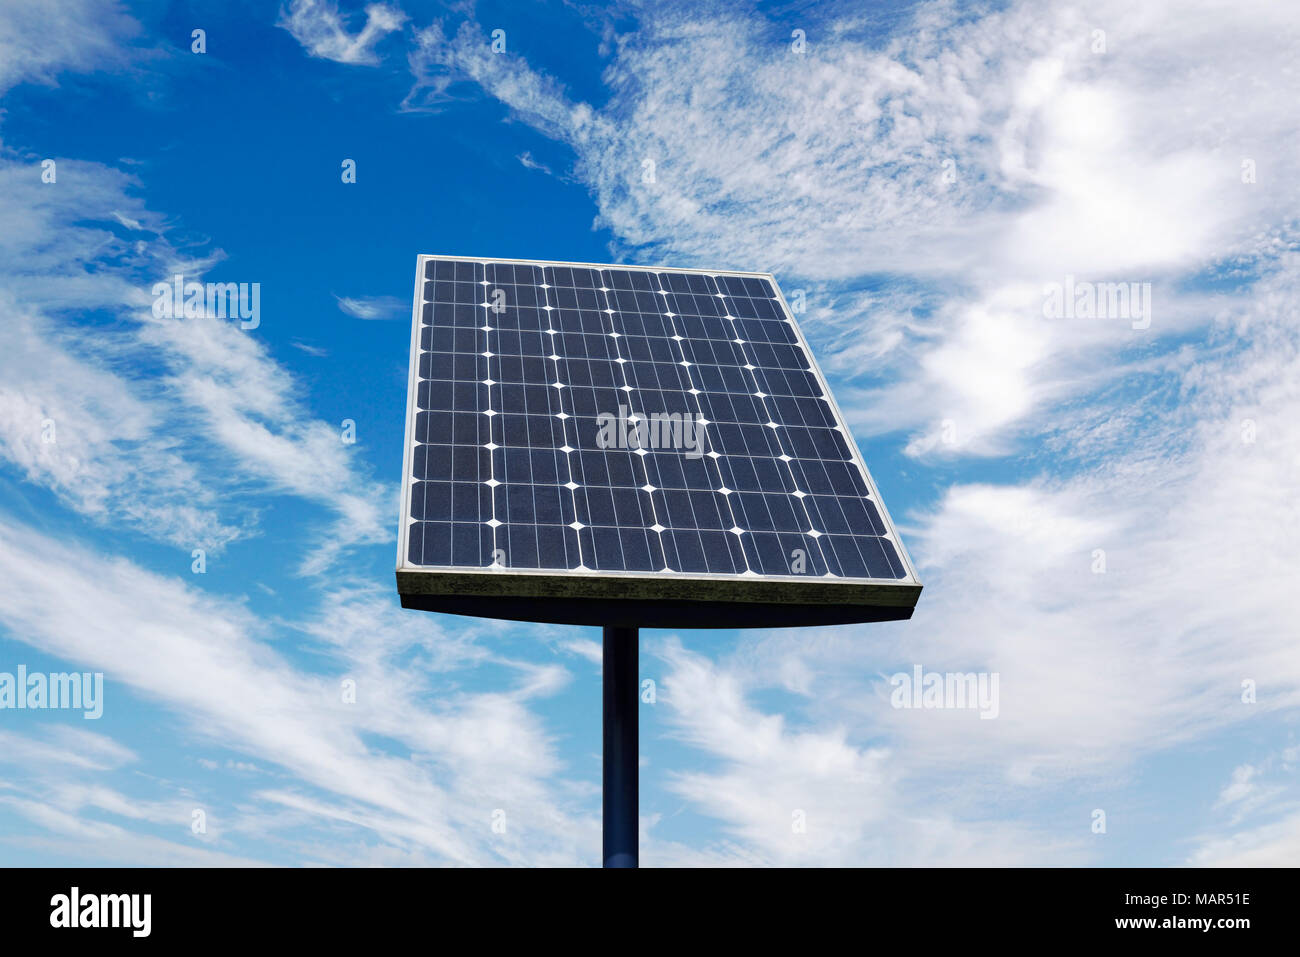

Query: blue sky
left=0, top=0, right=1297, bottom=866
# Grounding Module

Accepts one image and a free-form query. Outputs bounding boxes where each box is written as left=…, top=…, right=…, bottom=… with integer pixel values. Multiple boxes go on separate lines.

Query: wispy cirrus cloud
left=1189, top=747, right=1300, bottom=865
left=516, top=151, right=553, bottom=176
left=0, top=0, right=139, bottom=95
left=0, top=160, right=242, bottom=550
left=335, top=293, right=406, bottom=319
left=278, top=0, right=406, bottom=66
left=0, top=727, right=136, bottom=774
left=0, top=149, right=392, bottom=568
left=0, top=514, right=596, bottom=865
left=138, top=309, right=394, bottom=573
left=645, top=636, right=1083, bottom=866
left=1189, top=811, right=1300, bottom=867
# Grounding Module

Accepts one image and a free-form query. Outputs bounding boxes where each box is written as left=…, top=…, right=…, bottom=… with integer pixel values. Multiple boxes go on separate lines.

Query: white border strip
left=396, top=255, right=428, bottom=572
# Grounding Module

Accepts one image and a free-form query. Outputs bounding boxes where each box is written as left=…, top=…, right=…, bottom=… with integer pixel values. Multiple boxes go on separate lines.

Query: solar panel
left=396, top=256, right=921, bottom=627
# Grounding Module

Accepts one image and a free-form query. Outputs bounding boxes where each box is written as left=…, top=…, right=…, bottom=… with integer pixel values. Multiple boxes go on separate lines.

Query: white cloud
left=279, top=0, right=406, bottom=66
left=291, top=339, right=328, bottom=356
left=1188, top=810, right=1300, bottom=867
left=517, top=151, right=553, bottom=176
left=335, top=293, right=406, bottom=319
left=0, top=513, right=596, bottom=865
left=0, top=801, right=266, bottom=867
left=0, top=725, right=260, bottom=862
left=139, top=311, right=393, bottom=573
left=1216, top=765, right=1258, bottom=807
left=0, top=0, right=138, bottom=94
left=1190, top=751, right=1300, bottom=865
left=0, top=152, right=392, bottom=568
left=0, top=727, right=136, bottom=773
left=648, top=637, right=1082, bottom=865
left=0, top=293, right=239, bottom=549
left=559, top=638, right=602, bottom=665
left=0, top=159, right=242, bottom=550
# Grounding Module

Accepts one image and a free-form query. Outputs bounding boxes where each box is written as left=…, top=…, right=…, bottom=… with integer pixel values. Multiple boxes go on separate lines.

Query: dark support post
left=602, top=625, right=639, bottom=868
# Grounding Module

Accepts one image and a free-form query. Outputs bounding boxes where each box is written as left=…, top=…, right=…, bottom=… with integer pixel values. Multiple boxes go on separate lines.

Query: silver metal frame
left=397, top=254, right=921, bottom=592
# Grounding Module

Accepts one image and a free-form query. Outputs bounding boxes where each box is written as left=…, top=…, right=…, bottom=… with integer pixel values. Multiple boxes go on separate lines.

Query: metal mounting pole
left=602, top=625, right=639, bottom=868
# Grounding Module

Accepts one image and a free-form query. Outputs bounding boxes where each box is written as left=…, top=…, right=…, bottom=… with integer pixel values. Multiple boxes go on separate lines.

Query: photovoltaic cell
left=401, top=257, right=916, bottom=584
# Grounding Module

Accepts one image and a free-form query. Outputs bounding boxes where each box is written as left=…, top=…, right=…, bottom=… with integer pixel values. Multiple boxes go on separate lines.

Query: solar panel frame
left=396, top=254, right=922, bottom=627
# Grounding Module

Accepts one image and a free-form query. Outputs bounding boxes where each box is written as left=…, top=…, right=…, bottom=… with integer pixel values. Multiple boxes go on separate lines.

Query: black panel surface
left=402, top=258, right=915, bottom=592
